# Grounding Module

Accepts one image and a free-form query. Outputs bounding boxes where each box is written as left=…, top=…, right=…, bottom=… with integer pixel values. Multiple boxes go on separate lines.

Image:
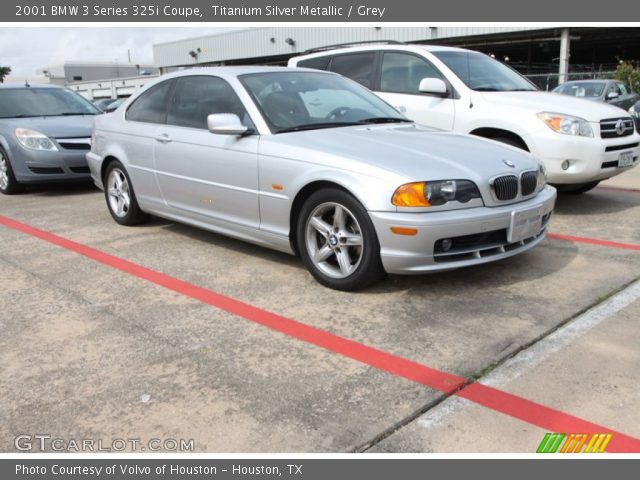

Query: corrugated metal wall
left=153, top=26, right=538, bottom=69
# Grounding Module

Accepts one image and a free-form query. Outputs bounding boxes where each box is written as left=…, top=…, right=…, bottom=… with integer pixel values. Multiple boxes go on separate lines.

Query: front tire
left=104, top=161, right=149, bottom=225
left=0, top=148, right=25, bottom=195
left=296, top=188, right=384, bottom=291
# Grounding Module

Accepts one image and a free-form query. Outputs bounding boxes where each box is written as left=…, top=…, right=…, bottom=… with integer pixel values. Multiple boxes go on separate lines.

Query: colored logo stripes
left=537, top=433, right=613, bottom=453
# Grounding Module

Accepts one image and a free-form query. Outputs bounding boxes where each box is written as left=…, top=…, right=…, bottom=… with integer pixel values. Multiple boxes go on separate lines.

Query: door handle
left=155, top=134, right=172, bottom=143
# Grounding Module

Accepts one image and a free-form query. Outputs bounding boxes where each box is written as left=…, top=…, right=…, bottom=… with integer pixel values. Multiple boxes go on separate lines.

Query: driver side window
left=380, top=52, right=443, bottom=94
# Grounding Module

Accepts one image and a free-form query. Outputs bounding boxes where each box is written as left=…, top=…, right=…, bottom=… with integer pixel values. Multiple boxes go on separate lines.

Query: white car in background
left=289, top=44, right=640, bottom=193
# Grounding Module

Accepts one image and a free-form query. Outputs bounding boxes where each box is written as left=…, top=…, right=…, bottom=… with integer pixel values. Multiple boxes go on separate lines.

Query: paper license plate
left=508, top=206, right=543, bottom=243
left=619, top=151, right=634, bottom=168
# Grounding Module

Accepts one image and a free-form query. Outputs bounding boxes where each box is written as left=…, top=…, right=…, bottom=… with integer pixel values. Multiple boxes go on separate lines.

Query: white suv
left=289, top=44, right=640, bottom=193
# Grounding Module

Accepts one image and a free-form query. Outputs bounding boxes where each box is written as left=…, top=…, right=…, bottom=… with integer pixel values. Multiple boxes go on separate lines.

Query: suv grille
left=520, top=171, right=537, bottom=196
left=600, top=117, right=635, bottom=139
left=492, top=175, right=518, bottom=201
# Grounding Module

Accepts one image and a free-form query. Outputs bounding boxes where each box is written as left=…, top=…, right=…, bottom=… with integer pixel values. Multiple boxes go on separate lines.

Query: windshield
left=0, top=87, right=99, bottom=118
left=553, top=82, right=605, bottom=98
left=239, top=71, right=410, bottom=133
left=432, top=50, right=537, bottom=92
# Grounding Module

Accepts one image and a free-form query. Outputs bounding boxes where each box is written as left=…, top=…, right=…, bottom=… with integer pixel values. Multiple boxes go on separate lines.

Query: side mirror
left=207, top=113, right=250, bottom=135
left=418, top=78, right=448, bottom=97
left=606, top=91, right=620, bottom=101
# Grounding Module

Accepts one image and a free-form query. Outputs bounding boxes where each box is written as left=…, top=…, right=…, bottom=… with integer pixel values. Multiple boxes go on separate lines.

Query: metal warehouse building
left=153, top=27, right=640, bottom=90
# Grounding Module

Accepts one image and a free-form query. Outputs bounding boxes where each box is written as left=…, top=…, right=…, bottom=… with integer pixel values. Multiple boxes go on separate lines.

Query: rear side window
left=126, top=80, right=173, bottom=124
left=167, top=76, right=248, bottom=130
left=380, top=52, right=444, bottom=94
left=297, top=56, right=331, bottom=71
left=329, top=52, right=377, bottom=89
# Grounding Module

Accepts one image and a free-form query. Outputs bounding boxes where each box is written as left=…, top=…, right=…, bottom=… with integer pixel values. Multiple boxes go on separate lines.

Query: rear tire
left=554, top=181, right=600, bottom=194
left=0, top=147, right=25, bottom=195
left=296, top=188, right=385, bottom=291
left=103, top=161, right=149, bottom=225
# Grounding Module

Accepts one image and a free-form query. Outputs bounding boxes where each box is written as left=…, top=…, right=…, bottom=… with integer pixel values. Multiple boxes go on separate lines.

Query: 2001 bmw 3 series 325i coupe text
left=86, top=67, right=556, bottom=291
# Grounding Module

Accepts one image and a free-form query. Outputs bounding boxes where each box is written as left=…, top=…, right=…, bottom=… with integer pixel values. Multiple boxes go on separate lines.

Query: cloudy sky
left=0, top=27, right=245, bottom=79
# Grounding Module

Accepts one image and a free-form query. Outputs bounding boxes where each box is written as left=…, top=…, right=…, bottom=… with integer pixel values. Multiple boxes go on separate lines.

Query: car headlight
left=629, top=105, right=640, bottom=118
left=537, top=112, right=594, bottom=137
left=392, top=180, right=481, bottom=207
left=15, top=128, right=59, bottom=151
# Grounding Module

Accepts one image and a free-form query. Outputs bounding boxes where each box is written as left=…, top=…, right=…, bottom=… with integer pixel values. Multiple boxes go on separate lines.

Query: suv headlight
left=630, top=105, right=640, bottom=118
left=537, top=112, right=594, bottom=137
left=15, top=128, right=58, bottom=151
left=392, top=180, right=481, bottom=207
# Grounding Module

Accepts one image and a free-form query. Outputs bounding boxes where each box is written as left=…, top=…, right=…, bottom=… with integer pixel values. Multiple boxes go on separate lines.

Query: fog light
left=441, top=238, right=453, bottom=252
left=561, top=160, right=571, bottom=170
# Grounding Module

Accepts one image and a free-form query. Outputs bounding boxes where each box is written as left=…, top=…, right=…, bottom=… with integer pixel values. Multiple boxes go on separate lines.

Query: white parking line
left=417, top=279, right=640, bottom=430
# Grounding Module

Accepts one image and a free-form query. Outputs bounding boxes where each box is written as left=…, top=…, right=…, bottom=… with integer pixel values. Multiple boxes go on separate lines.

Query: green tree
left=613, top=61, right=640, bottom=92
left=0, top=66, right=11, bottom=83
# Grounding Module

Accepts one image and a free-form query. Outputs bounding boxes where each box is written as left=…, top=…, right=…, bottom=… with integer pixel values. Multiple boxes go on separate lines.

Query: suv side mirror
left=207, top=113, right=250, bottom=135
left=418, top=78, right=448, bottom=97
left=606, top=91, right=620, bottom=101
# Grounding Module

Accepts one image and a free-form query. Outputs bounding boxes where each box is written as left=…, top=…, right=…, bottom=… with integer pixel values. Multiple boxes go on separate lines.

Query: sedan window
left=126, top=80, right=173, bottom=124
left=167, top=76, right=250, bottom=130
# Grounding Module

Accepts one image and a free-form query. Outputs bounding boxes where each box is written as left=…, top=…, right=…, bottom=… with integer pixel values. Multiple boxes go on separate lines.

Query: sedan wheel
left=0, top=148, right=25, bottom=195
left=297, top=188, right=384, bottom=291
left=104, top=161, right=149, bottom=225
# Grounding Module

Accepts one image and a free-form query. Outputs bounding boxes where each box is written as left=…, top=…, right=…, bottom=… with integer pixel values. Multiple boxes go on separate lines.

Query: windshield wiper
left=276, top=122, right=361, bottom=133
left=473, top=87, right=501, bottom=91
left=357, top=117, right=412, bottom=124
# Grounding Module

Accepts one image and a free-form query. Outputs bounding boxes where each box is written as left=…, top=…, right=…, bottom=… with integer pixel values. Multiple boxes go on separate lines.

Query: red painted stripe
left=548, top=232, right=640, bottom=252
left=1, top=213, right=639, bottom=453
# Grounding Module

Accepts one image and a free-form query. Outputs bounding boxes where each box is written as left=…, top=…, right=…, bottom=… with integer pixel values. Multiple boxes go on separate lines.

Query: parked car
left=0, top=84, right=99, bottom=194
left=553, top=79, right=640, bottom=111
left=289, top=44, right=640, bottom=194
left=88, top=67, right=555, bottom=290
left=93, top=98, right=119, bottom=112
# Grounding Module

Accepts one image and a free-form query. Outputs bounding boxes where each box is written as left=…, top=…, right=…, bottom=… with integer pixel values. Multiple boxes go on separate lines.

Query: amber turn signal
left=391, top=182, right=430, bottom=207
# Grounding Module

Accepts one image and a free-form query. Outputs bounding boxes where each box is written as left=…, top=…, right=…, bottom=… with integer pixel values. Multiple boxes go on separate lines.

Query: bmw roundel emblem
left=502, top=159, right=516, bottom=168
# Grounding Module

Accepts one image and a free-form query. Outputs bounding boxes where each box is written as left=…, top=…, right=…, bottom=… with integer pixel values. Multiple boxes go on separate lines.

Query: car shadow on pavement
left=553, top=189, right=639, bottom=216
left=25, top=182, right=99, bottom=197
left=162, top=220, right=578, bottom=294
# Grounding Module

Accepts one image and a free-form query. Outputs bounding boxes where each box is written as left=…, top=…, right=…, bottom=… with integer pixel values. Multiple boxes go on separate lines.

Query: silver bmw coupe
left=87, top=67, right=556, bottom=290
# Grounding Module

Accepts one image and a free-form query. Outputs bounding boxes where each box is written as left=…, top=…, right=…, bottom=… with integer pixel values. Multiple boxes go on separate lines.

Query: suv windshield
left=433, top=50, right=537, bottom=92
left=0, top=87, right=99, bottom=118
left=239, top=71, right=410, bottom=133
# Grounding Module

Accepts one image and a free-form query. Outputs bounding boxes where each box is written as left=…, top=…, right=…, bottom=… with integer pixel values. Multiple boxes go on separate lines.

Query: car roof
left=0, top=83, right=65, bottom=89
left=559, top=79, right=612, bottom=84
left=160, top=65, right=334, bottom=80
left=293, top=43, right=471, bottom=60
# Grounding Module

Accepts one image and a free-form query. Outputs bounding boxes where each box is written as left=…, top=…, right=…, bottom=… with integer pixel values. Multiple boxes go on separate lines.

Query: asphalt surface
left=0, top=168, right=638, bottom=453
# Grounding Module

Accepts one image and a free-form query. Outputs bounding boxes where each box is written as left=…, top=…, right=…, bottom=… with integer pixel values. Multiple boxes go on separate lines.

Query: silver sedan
left=87, top=67, right=556, bottom=290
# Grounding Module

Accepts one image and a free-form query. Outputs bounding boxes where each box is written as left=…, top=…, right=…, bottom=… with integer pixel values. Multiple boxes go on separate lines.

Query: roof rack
left=302, top=40, right=407, bottom=55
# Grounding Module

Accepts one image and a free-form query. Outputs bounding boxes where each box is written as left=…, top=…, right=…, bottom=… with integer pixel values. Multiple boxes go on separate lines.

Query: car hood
left=479, top=91, right=629, bottom=121
left=0, top=115, right=96, bottom=138
left=260, top=124, right=539, bottom=183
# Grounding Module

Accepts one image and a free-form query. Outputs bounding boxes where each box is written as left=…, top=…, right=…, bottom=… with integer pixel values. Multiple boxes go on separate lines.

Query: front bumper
left=525, top=129, right=640, bottom=185
left=369, top=185, right=556, bottom=274
left=10, top=144, right=91, bottom=184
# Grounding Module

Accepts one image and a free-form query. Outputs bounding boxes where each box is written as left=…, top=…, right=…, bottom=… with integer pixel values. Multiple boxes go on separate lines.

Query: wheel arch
left=469, top=127, right=530, bottom=151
